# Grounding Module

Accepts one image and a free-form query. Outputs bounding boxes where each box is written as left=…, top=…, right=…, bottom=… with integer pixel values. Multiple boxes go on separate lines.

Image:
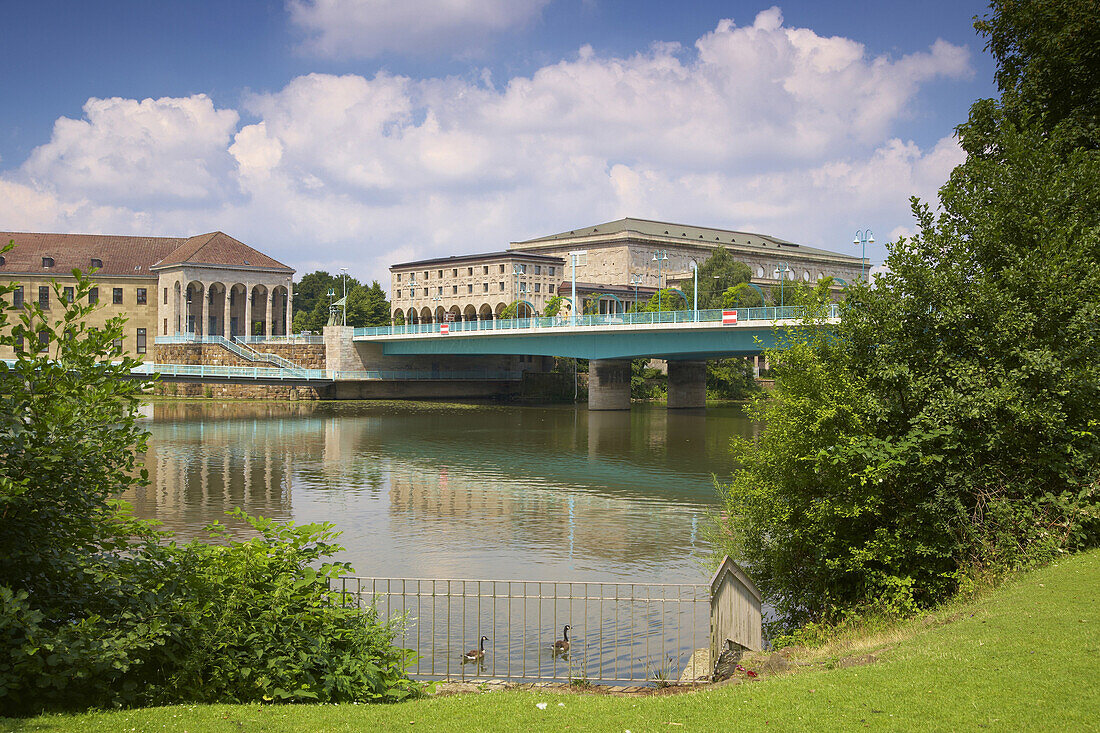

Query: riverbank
left=6, top=549, right=1096, bottom=731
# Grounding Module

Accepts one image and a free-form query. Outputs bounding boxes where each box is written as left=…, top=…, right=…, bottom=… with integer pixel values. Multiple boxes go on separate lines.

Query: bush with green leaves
left=715, top=0, right=1100, bottom=629
left=0, top=251, right=418, bottom=713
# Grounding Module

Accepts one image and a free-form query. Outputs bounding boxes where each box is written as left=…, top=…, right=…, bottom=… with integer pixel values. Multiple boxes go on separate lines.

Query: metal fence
left=334, top=576, right=711, bottom=685
left=133, top=362, right=522, bottom=382
left=354, top=304, right=838, bottom=338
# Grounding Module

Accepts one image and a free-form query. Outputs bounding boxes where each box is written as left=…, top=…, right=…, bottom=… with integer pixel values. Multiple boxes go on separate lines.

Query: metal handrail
left=359, top=304, right=836, bottom=337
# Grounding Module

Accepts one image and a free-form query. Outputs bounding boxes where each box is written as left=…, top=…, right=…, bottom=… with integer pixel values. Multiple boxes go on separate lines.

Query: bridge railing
left=356, top=304, right=834, bottom=338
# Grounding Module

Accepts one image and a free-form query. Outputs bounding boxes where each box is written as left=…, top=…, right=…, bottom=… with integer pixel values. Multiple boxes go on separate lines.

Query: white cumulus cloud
left=2, top=8, right=973, bottom=283
left=289, top=0, right=551, bottom=59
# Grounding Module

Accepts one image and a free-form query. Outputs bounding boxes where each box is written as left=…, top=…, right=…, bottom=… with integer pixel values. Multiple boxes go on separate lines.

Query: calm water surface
left=126, top=401, right=756, bottom=585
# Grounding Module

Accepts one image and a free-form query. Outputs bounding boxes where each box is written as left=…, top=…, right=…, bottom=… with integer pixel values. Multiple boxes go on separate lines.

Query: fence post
left=709, top=556, right=763, bottom=672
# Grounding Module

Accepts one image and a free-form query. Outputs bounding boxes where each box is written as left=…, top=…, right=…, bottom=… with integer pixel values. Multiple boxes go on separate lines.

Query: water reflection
left=125, top=401, right=756, bottom=585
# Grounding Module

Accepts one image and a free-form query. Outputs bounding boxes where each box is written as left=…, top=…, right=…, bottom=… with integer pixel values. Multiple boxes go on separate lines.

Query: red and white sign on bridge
left=439, top=323, right=449, bottom=335
left=722, top=310, right=738, bottom=325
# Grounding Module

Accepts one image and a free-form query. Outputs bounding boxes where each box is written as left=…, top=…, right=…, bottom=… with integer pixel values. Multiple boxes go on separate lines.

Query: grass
left=4, top=550, right=1099, bottom=732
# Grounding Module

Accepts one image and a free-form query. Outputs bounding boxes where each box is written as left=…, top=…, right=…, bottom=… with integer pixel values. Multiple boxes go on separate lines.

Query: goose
left=463, top=635, right=489, bottom=663
left=552, top=625, right=572, bottom=655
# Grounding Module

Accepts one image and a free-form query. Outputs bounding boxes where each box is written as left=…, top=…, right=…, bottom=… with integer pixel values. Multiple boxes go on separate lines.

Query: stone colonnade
left=164, top=276, right=293, bottom=338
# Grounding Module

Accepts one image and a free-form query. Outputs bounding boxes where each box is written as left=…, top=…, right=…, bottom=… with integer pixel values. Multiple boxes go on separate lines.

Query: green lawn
left=5, top=550, right=1099, bottom=732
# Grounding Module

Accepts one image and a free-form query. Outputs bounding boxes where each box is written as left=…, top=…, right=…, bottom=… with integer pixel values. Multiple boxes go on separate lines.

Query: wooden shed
left=710, top=555, right=763, bottom=663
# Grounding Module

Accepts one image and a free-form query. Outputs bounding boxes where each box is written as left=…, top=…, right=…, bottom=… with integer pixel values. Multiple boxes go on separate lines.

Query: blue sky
left=1, top=0, right=997, bottom=283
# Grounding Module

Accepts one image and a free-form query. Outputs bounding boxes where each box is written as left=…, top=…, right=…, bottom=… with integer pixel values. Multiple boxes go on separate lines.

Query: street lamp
left=339, top=267, right=348, bottom=325
left=513, top=264, right=524, bottom=320
left=773, top=263, right=791, bottom=309
left=853, top=229, right=874, bottom=281
left=652, top=250, right=669, bottom=319
left=689, top=261, right=698, bottom=322
left=568, top=250, right=587, bottom=327
left=630, top=274, right=643, bottom=310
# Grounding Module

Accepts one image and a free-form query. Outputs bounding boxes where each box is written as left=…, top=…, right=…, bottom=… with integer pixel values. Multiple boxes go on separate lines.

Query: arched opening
left=250, top=285, right=269, bottom=336
left=494, top=302, right=508, bottom=318
left=173, top=281, right=182, bottom=334
left=463, top=304, right=477, bottom=322
left=228, top=284, right=247, bottom=338
left=434, top=306, right=445, bottom=323
left=184, top=280, right=204, bottom=336
left=448, top=305, right=462, bottom=323
left=207, top=282, right=227, bottom=337
left=420, top=306, right=433, bottom=324
left=271, top=284, right=290, bottom=335
left=407, top=308, right=418, bottom=324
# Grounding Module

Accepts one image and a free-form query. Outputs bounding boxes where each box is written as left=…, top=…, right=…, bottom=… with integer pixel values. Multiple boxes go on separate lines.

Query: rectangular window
left=42, top=257, right=54, bottom=268
left=163, top=287, right=168, bottom=304
left=63, top=286, right=74, bottom=303
left=483, top=283, right=489, bottom=292
left=535, top=283, right=541, bottom=292
left=535, top=265, right=541, bottom=275
left=520, top=282, right=527, bottom=293
left=113, top=288, right=123, bottom=304
left=136, top=328, right=147, bottom=354
left=483, top=266, right=489, bottom=275
left=13, top=286, right=23, bottom=309
left=499, top=265, right=505, bottom=273
left=396, top=289, right=402, bottom=298
left=467, top=284, right=473, bottom=294
left=113, top=338, right=123, bottom=355
left=89, top=287, right=98, bottom=305
left=136, top=288, right=147, bottom=304
left=499, top=281, right=505, bottom=291
left=467, top=267, right=473, bottom=275
left=438, top=286, right=443, bottom=295
left=39, top=286, right=50, bottom=309
left=14, top=333, right=23, bottom=351
left=550, top=267, right=555, bottom=276
left=38, top=331, right=49, bottom=352
left=163, top=318, right=168, bottom=335
left=396, top=273, right=402, bottom=282
left=90, top=258, right=102, bottom=269
left=452, top=268, right=458, bottom=277
left=438, top=269, right=443, bottom=278
left=423, top=287, right=428, bottom=296
left=549, top=284, right=555, bottom=293
left=424, top=270, right=429, bottom=280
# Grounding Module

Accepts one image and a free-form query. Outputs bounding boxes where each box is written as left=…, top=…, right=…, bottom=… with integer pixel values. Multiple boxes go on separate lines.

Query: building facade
left=390, top=250, right=565, bottom=324
left=389, top=218, right=864, bottom=323
left=0, top=231, right=293, bottom=358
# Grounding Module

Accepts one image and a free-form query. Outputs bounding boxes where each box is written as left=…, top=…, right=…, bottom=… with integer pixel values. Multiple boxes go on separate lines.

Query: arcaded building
left=389, top=217, right=864, bottom=323
left=0, top=231, right=293, bottom=358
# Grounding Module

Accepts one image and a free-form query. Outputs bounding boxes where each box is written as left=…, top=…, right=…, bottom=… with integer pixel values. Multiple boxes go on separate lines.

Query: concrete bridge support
left=588, top=359, right=632, bottom=411
left=667, top=360, right=707, bottom=409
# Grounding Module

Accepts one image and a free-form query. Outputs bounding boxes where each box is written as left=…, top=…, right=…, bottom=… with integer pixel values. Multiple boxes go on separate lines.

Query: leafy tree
left=543, top=295, right=566, bottom=317
left=720, top=282, right=767, bottom=309
left=0, top=247, right=417, bottom=711
left=706, top=358, right=761, bottom=400
left=683, top=248, right=755, bottom=309
left=716, top=2, right=1100, bottom=628
left=640, top=288, right=688, bottom=313
left=292, top=272, right=390, bottom=330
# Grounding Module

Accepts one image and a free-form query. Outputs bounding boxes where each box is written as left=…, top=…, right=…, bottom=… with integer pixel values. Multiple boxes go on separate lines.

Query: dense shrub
left=0, top=261, right=417, bottom=714
left=715, top=1, right=1100, bottom=628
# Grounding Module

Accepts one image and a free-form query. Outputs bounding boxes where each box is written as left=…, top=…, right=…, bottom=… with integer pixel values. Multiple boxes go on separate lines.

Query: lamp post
left=431, top=294, right=442, bottom=324
left=689, top=261, right=698, bottom=322
left=853, top=229, right=874, bottom=281
left=773, top=263, right=791, bottom=309
left=340, top=267, right=348, bottom=325
left=630, top=274, right=642, bottom=310
left=568, top=250, right=587, bottom=327
left=513, top=263, right=524, bottom=320
left=652, top=250, right=669, bottom=319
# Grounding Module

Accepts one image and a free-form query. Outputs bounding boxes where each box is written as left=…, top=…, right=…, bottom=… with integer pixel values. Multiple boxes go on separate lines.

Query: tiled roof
left=512, top=217, right=861, bottom=261
left=0, top=231, right=183, bottom=277
left=154, top=232, right=292, bottom=271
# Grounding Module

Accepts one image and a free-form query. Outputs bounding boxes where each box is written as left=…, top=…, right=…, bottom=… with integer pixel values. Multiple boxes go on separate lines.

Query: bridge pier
left=588, top=359, right=632, bottom=411
left=667, top=360, right=707, bottom=409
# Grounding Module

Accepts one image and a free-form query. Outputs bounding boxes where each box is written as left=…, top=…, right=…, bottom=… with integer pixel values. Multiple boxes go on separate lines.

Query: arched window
left=756, top=265, right=765, bottom=278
